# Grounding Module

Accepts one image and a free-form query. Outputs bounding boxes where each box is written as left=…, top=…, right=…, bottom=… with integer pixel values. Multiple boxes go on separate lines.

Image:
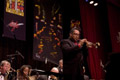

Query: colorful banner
left=33, top=0, right=63, bottom=65
left=6, top=0, right=24, bottom=16
left=3, top=0, right=26, bottom=41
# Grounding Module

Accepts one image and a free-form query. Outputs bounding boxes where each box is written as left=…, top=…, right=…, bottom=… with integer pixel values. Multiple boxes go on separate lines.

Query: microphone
left=16, top=50, right=24, bottom=59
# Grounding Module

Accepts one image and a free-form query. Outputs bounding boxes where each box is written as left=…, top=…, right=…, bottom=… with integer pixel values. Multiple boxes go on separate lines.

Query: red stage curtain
left=79, top=0, right=105, bottom=79
left=107, top=0, right=120, bottom=52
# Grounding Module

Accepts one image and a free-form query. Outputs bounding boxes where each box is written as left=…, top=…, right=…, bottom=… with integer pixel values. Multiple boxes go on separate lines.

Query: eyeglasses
left=73, top=33, right=80, bottom=36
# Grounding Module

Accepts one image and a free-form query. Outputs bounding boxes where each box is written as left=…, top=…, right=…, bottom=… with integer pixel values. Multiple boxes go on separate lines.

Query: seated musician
left=0, top=60, right=16, bottom=80
left=48, top=59, right=63, bottom=80
left=17, top=65, right=32, bottom=80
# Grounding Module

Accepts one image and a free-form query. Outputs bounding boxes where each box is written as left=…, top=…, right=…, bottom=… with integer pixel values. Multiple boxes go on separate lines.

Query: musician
left=0, top=60, right=16, bottom=80
left=17, top=65, right=31, bottom=80
left=49, top=59, right=63, bottom=80
left=60, top=28, right=93, bottom=80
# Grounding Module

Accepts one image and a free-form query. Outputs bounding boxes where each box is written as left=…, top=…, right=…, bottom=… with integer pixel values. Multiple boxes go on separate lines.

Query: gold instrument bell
left=86, top=41, right=100, bottom=48
left=94, top=42, right=100, bottom=48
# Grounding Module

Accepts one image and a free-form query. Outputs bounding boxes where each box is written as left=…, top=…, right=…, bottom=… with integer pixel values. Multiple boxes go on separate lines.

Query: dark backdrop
left=0, top=0, right=120, bottom=79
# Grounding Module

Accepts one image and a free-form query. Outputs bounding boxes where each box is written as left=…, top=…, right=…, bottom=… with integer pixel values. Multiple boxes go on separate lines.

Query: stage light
left=85, top=0, right=89, bottom=2
left=89, top=1, right=94, bottom=4
left=94, top=3, right=98, bottom=6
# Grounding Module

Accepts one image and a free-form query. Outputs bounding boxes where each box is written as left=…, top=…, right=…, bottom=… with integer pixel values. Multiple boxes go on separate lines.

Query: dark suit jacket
left=60, top=38, right=85, bottom=80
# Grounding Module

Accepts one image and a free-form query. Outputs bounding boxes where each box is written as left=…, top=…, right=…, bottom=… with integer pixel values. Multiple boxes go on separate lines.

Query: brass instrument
left=93, top=42, right=100, bottom=48
left=86, top=41, right=100, bottom=48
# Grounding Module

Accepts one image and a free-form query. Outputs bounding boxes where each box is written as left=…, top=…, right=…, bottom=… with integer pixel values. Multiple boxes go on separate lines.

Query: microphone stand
left=6, top=31, right=17, bottom=66
left=6, top=24, right=24, bottom=69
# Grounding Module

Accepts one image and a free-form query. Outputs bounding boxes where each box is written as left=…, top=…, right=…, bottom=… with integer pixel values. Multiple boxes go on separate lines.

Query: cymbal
left=31, top=69, right=62, bottom=77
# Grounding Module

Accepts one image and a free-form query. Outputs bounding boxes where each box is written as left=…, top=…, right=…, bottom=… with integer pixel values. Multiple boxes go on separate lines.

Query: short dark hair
left=70, top=28, right=80, bottom=34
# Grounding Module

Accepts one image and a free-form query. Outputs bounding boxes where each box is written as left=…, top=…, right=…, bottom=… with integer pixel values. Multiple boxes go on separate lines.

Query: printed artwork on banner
left=6, top=0, right=24, bottom=16
left=33, top=0, right=63, bottom=64
left=8, top=20, right=24, bottom=32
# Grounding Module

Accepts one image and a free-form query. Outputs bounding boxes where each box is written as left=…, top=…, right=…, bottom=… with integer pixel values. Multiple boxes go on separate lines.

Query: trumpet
left=78, top=39, right=100, bottom=48
left=86, top=41, right=100, bottom=48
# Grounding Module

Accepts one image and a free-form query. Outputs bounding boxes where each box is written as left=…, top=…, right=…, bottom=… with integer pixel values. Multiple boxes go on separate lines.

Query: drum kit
left=12, top=68, right=58, bottom=80
left=29, top=69, right=60, bottom=80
